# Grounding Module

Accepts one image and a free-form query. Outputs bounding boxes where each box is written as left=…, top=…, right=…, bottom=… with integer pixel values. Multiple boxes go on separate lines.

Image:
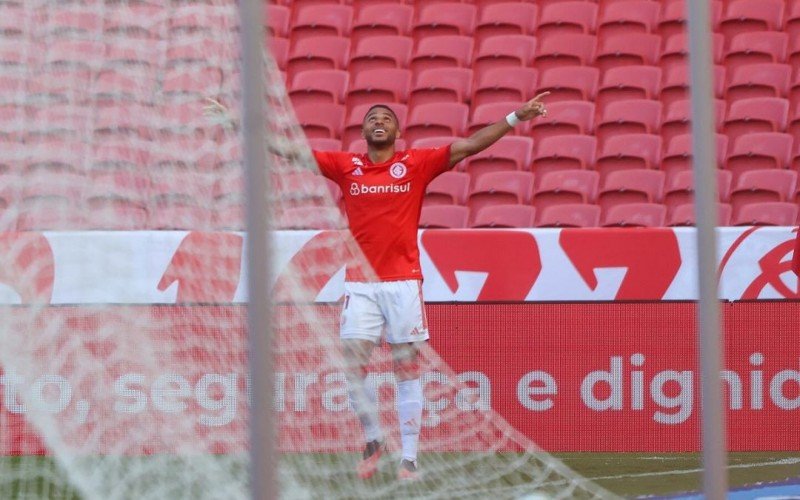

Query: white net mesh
left=0, top=1, right=612, bottom=498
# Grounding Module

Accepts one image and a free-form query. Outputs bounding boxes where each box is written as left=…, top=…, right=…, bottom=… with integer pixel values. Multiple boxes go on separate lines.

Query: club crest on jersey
left=389, top=162, right=407, bottom=179
left=352, top=157, right=364, bottom=167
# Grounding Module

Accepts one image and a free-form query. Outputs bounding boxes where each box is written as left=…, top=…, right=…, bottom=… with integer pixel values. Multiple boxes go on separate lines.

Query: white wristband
left=505, top=111, right=521, bottom=127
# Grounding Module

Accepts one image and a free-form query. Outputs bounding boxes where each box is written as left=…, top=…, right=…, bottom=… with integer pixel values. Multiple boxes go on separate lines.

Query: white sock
left=396, top=379, right=422, bottom=462
left=348, top=376, right=382, bottom=443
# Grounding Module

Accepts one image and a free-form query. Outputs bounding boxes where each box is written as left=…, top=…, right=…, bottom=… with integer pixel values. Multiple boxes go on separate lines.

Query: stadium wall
left=0, top=301, right=797, bottom=454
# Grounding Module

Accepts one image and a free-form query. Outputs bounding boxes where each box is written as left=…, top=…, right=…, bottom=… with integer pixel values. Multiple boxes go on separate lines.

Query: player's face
left=362, top=108, right=399, bottom=146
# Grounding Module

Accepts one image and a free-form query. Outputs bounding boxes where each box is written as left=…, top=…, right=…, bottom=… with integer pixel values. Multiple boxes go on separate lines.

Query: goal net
left=0, top=1, right=611, bottom=498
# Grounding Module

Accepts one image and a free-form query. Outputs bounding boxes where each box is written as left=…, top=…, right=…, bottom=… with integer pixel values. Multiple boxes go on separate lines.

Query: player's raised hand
left=513, top=92, right=550, bottom=121
left=203, top=97, right=236, bottom=130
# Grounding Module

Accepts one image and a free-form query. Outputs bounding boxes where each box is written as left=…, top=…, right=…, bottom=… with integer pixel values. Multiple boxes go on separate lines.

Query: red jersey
left=313, top=146, right=451, bottom=282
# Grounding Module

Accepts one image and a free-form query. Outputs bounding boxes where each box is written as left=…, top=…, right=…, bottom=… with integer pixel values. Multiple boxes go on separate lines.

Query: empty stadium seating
left=419, top=204, right=469, bottom=228
left=471, top=204, right=536, bottom=228
left=13, top=0, right=800, bottom=231
left=537, top=203, right=601, bottom=228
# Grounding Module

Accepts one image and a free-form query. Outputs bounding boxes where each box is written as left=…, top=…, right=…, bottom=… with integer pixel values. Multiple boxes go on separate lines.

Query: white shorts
left=340, top=280, right=430, bottom=344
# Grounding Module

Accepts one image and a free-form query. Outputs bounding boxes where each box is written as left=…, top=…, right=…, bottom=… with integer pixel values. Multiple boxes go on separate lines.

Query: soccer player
left=205, top=93, right=549, bottom=481
left=310, top=95, right=549, bottom=481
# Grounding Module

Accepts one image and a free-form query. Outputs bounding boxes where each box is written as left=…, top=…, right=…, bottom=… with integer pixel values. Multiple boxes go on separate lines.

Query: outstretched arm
left=203, top=97, right=311, bottom=163
left=448, top=92, right=550, bottom=169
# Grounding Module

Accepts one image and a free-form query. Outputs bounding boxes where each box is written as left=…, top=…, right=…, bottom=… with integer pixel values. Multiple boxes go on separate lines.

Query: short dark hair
left=363, top=104, right=399, bottom=125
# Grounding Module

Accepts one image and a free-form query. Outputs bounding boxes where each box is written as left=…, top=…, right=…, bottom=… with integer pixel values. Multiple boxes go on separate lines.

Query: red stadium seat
left=660, top=64, right=726, bottom=111
left=28, top=106, right=92, bottom=143
left=404, top=102, right=469, bottom=144
left=0, top=40, right=41, bottom=70
left=471, top=67, right=538, bottom=107
left=667, top=203, right=733, bottom=227
left=792, top=136, right=800, bottom=173
left=537, top=203, right=601, bottom=228
left=792, top=69, right=800, bottom=111
left=349, top=35, right=413, bottom=75
left=660, top=99, right=726, bottom=148
left=45, top=40, right=104, bottom=69
left=596, top=66, right=661, bottom=108
left=601, top=203, right=667, bottom=227
left=595, top=134, right=662, bottom=179
left=726, top=63, right=791, bottom=103
left=412, top=2, right=477, bottom=41
left=528, top=101, right=596, bottom=141
left=530, top=134, right=597, bottom=176
left=277, top=206, right=346, bottom=230
left=212, top=170, right=245, bottom=205
left=104, top=3, right=166, bottom=39
left=410, top=68, right=473, bottom=106
left=265, top=4, right=290, bottom=38
left=17, top=197, right=85, bottom=231
left=149, top=136, right=218, bottom=173
left=536, top=2, right=598, bottom=41
left=732, top=202, right=798, bottom=226
left=342, top=103, right=408, bottom=149
left=276, top=170, right=334, bottom=209
left=286, top=36, right=350, bottom=80
left=92, top=66, right=158, bottom=104
left=346, top=68, right=412, bottom=107
left=161, top=66, right=222, bottom=101
left=657, top=0, right=722, bottom=40
left=290, top=4, right=353, bottom=43
left=473, top=35, right=537, bottom=74
left=95, top=103, right=155, bottom=141
left=661, top=133, right=729, bottom=179
left=424, top=171, right=470, bottom=206
left=86, top=169, right=149, bottom=207
left=718, top=0, right=784, bottom=44
left=351, top=4, right=413, bottom=44
left=532, top=169, right=599, bottom=212
left=44, top=4, right=103, bottom=37
left=0, top=5, right=24, bottom=39
left=471, top=204, right=536, bottom=228
left=419, top=205, right=469, bottom=228
left=22, top=164, right=86, bottom=200
left=596, top=99, right=662, bottom=142
left=212, top=204, right=245, bottom=231
left=724, top=32, right=788, bottom=74
left=664, top=169, right=733, bottom=211
left=410, top=35, right=474, bottom=74
left=90, top=142, right=151, bottom=171
left=533, top=34, right=597, bottom=71
left=463, top=136, right=534, bottom=183
left=597, top=0, right=660, bottom=38
left=659, top=33, right=724, bottom=74
left=725, top=132, right=794, bottom=181
left=468, top=102, right=521, bottom=135
left=474, top=2, right=538, bottom=45
left=730, top=169, right=798, bottom=216
left=268, top=37, right=289, bottom=71
left=723, top=97, right=789, bottom=145
left=289, top=69, right=349, bottom=107
left=293, top=103, right=345, bottom=139
left=594, top=33, right=660, bottom=73
left=597, top=169, right=665, bottom=212
left=168, top=4, right=231, bottom=36
left=787, top=1, right=800, bottom=40
left=467, top=171, right=535, bottom=222
left=536, top=66, right=599, bottom=103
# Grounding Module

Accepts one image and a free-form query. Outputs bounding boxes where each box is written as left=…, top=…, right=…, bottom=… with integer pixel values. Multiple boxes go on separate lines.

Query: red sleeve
left=312, top=150, right=347, bottom=183
left=412, top=144, right=452, bottom=184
